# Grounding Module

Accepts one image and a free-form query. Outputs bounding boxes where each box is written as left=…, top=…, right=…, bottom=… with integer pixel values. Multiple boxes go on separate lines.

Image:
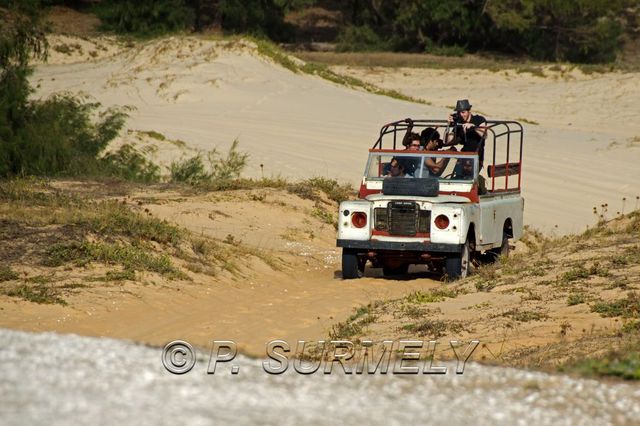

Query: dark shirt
left=455, top=114, right=486, bottom=164
left=401, top=157, right=421, bottom=176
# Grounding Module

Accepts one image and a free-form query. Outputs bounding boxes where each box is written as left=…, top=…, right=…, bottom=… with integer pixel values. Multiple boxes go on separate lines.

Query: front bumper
left=336, top=239, right=462, bottom=253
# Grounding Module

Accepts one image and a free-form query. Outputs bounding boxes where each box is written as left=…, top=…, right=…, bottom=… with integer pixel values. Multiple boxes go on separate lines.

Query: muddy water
left=1, top=329, right=639, bottom=425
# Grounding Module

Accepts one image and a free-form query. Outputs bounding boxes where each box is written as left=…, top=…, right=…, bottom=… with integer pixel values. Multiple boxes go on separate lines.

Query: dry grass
left=292, top=51, right=640, bottom=73
left=0, top=178, right=286, bottom=304
left=323, top=208, right=640, bottom=378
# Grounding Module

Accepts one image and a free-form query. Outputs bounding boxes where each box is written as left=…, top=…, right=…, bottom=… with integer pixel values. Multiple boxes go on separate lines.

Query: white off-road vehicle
left=337, top=119, right=524, bottom=279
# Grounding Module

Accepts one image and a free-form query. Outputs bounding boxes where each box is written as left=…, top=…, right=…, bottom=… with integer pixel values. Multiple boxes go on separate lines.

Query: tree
left=0, top=0, right=47, bottom=176
left=486, top=0, right=631, bottom=62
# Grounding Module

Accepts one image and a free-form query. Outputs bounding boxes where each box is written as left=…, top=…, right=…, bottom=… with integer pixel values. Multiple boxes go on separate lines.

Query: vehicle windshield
left=365, top=152, right=478, bottom=182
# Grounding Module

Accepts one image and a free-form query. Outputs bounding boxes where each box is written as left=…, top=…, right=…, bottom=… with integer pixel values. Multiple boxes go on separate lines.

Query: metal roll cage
left=372, top=118, right=524, bottom=192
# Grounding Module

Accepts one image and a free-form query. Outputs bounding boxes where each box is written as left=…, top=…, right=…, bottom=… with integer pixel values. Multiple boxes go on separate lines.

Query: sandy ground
left=4, top=35, right=637, bottom=361
left=0, top=182, right=436, bottom=356
left=32, top=36, right=640, bottom=234
left=2, top=182, right=637, bottom=365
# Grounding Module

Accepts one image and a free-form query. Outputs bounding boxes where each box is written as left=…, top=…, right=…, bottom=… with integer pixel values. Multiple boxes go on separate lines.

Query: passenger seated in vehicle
left=455, top=159, right=487, bottom=194
left=421, top=127, right=456, bottom=177
left=401, top=133, right=422, bottom=176
left=384, top=158, right=411, bottom=178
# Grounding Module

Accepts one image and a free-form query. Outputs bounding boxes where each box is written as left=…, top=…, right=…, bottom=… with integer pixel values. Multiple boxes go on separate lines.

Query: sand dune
left=32, top=36, right=640, bottom=234
left=333, top=65, right=640, bottom=234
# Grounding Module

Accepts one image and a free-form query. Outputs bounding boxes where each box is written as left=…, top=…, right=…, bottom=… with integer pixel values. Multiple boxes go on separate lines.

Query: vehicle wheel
left=342, top=248, right=363, bottom=279
left=383, top=264, right=409, bottom=276
left=487, top=232, right=510, bottom=262
left=446, top=239, right=471, bottom=280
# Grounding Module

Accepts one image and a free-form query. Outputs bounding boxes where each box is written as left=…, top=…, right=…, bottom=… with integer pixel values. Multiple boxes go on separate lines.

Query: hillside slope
left=327, top=211, right=640, bottom=373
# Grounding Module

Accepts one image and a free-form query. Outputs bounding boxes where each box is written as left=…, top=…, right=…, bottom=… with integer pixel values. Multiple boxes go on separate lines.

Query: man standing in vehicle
left=445, top=99, right=487, bottom=167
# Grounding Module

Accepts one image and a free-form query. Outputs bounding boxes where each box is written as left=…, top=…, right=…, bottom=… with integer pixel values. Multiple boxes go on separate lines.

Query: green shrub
left=567, top=292, right=588, bottom=306
left=0, top=93, right=129, bottom=178
left=0, top=265, right=19, bottom=282
left=170, top=154, right=211, bottom=184
left=425, top=42, right=466, bottom=57
left=564, top=352, right=640, bottom=380
left=101, top=144, right=161, bottom=183
left=46, top=241, right=183, bottom=278
left=286, top=177, right=354, bottom=204
left=219, top=0, right=296, bottom=41
left=406, top=288, right=458, bottom=304
left=4, top=284, right=66, bottom=305
left=170, top=139, right=248, bottom=185
left=402, top=319, right=462, bottom=338
left=94, top=0, right=195, bottom=38
left=591, top=292, right=640, bottom=318
left=336, top=25, right=391, bottom=52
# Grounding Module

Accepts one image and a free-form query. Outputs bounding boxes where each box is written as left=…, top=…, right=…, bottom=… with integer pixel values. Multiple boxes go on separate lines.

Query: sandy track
left=0, top=264, right=434, bottom=357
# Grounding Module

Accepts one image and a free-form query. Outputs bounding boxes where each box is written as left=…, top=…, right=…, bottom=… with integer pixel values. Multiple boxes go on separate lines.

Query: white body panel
left=337, top=192, right=524, bottom=252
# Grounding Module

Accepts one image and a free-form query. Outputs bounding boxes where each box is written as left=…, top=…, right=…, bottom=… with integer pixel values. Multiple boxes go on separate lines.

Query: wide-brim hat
left=455, top=99, right=472, bottom=112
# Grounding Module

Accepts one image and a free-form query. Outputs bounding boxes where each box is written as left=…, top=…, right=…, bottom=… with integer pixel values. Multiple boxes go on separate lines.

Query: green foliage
left=0, top=93, right=136, bottom=178
left=402, top=319, right=462, bottom=338
left=486, top=0, right=632, bottom=62
left=591, top=292, right=640, bottom=318
left=4, top=283, right=67, bottom=305
left=328, top=302, right=379, bottom=339
left=0, top=1, right=47, bottom=69
left=501, top=308, right=548, bottom=322
left=1, top=3, right=154, bottom=182
left=567, top=292, right=588, bottom=306
left=0, top=180, right=183, bottom=245
left=94, top=0, right=195, bottom=38
left=101, top=144, right=161, bottom=183
left=82, top=200, right=183, bottom=246
left=336, top=25, right=391, bottom=52
left=170, top=139, right=248, bottom=185
left=170, top=154, right=211, bottom=184
left=325, top=0, right=636, bottom=63
left=219, top=0, right=296, bottom=41
left=0, top=264, right=19, bottom=282
left=286, top=177, right=353, bottom=204
left=564, top=352, right=640, bottom=380
left=1, top=2, right=47, bottom=175
left=406, top=288, right=458, bottom=304
left=425, top=43, right=466, bottom=57
left=46, top=241, right=184, bottom=278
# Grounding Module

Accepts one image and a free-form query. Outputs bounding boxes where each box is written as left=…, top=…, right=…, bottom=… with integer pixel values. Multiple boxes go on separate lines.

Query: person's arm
left=443, top=132, right=455, bottom=146
left=473, top=120, right=487, bottom=139
left=424, top=156, right=452, bottom=176
left=461, top=119, right=487, bottom=139
left=477, top=175, right=487, bottom=194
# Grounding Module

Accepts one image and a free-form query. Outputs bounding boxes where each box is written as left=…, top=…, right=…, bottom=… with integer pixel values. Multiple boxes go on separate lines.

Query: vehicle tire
left=446, top=239, right=471, bottom=280
left=382, top=264, right=409, bottom=276
left=487, top=232, right=510, bottom=262
left=342, top=248, right=363, bottom=279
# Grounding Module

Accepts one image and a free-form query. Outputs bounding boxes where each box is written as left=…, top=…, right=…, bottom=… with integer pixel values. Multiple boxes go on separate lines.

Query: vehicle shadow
left=333, top=265, right=443, bottom=281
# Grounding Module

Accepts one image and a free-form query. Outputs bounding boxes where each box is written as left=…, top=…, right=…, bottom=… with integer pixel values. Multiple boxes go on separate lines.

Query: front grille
left=388, top=201, right=419, bottom=236
left=418, top=210, right=431, bottom=233
left=375, top=203, right=431, bottom=236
